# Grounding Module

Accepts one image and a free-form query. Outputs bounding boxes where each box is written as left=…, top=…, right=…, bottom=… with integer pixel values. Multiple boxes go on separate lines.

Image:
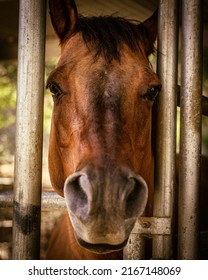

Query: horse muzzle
left=63, top=165, right=148, bottom=253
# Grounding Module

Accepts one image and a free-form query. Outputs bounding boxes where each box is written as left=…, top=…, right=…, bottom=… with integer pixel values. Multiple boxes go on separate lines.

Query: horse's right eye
left=143, top=85, right=162, bottom=102
left=46, top=83, right=63, bottom=100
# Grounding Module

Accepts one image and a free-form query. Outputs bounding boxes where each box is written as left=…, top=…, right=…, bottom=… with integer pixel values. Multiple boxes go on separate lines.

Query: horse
left=45, top=0, right=208, bottom=259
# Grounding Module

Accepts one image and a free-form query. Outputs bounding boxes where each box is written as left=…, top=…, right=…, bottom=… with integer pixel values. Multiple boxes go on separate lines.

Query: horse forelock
left=62, top=15, right=155, bottom=62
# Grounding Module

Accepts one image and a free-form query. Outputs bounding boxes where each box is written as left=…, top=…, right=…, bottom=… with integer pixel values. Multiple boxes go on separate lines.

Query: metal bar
left=0, top=191, right=13, bottom=208
left=124, top=216, right=171, bottom=259
left=178, top=0, right=203, bottom=259
left=0, top=191, right=66, bottom=209
left=153, top=0, right=178, bottom=259
left=13, top=0, right=46, bottom=260
left=132, top=217, right=171, bottom=235
left=123, top=234, right=145, bottom=260
left=41, top=191, right=66, bottom=209
left=176, top=85, right=208, bottom=117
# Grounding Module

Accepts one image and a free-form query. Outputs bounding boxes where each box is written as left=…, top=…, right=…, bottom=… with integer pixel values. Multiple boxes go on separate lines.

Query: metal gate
left=124, top=0, right=204, bottom=260
left=0, top=0, right=206, bottom=259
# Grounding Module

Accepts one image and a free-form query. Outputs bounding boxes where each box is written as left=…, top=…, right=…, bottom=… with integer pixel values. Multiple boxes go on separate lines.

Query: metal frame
left=124, top=0, right=203, bottom=260
left=0, top=191, right=65, bottom=209
left=0, top=0, right=205, bottom=260
left=124, top=0, right=178, bottom=260
left=152, top=0, right=178, bottom=260
left=178, top=0, right=203, bottom=259
left=12, top=0, right=46, bottom=259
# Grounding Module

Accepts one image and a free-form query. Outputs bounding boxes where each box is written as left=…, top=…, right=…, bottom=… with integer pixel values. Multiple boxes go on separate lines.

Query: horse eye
left=144, top=85, right=161, bottom=101
left=47, top=83, right=62, bottom=99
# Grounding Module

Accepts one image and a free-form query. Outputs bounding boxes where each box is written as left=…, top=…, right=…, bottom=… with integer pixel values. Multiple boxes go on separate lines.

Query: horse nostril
left=125, top=176, right=148, bottom=219
left=64, top=174, right=88, bottom=220
left=73, top=178, right=88, bottom=209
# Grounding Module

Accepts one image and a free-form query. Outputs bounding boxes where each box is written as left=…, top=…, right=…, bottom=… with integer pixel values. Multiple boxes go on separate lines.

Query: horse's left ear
left=141, top=10, right=158, bottom=56
left=49, top=0, right=78, bottom=42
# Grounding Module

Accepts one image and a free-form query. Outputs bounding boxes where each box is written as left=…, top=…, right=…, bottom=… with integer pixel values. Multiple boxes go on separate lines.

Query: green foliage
left=0, top=62, right=17, bottom=160
left=0, top=59, right=57, bottom=162
left=0, top=63, right=17, bottom=128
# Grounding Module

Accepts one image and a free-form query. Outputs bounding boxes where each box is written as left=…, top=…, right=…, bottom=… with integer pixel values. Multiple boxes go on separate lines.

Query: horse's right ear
left=49, top=0, right=78, bottom=42
left=141, top=10, right=158, bottom=56
left=142, top=10, right=158, bottom=43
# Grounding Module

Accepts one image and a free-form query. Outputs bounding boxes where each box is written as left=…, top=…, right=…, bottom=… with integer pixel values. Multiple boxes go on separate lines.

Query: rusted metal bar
left=124, top=216, right=172, bottom=259
left=13, top=0, right=46, bottom=260
left=178, top=0, right=203, bottom=259
left=41, top=191, right=66, bottom=209
left=132, top=217, right=171, bottom=235
left=0, top=191, right=13, bottom=208
left=153, top=0, right=178, bottom=259
left=177, top=85, right=208, bottom=117
left=0, top=191, right=66, bottom=209
left=123, top=234, right=145, bottom=260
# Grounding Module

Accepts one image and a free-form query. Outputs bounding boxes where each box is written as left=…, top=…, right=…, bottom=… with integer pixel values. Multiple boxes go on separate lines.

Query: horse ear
left=49, top=0, right=78, bottom=42
left=141, top=10, right=158, bottom=56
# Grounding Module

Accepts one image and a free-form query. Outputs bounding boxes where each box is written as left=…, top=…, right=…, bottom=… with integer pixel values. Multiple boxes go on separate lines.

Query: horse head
left=47, top=0, right=161, bottom=253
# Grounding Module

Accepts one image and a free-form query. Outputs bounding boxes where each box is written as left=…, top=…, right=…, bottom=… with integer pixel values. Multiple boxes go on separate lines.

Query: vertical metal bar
left=123, top=235, right=145, bottom=260
left=153, top=0, right=178, bottom=259
left=13, top=0, right=46, bottom=259
left=123, top=233, right=145, bottom=260
left=178, top=0, right=202, bottom=259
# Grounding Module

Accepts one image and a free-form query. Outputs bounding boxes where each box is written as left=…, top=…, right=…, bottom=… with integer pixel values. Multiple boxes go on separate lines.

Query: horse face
left=47, top=0, right=160, bottom=253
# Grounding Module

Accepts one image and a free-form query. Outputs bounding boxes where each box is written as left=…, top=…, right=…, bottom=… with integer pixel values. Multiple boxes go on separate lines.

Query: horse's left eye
left=144, top=85, right=161, bottom=101
left=46, top=83, right=63, bottom=99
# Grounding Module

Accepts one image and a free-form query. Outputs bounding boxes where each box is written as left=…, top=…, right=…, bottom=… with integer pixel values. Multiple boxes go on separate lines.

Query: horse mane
left=67, top=15, right=155, bottom=62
